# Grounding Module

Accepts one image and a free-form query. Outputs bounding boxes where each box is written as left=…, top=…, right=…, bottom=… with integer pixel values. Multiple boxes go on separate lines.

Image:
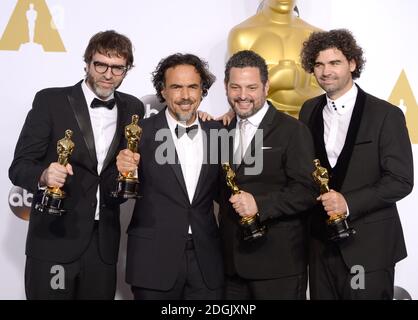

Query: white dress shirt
left=165, top=109, right=203, bottom=234
left=82, top=80, right=117, bottom=220
left=323, top=84, right=358, bottom=168
left=323, top=84, right=357, bottom=215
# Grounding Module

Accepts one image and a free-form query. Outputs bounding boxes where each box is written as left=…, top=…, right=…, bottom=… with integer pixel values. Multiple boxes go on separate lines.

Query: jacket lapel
left=67, top=81, right=98, bottom=168
left=332, top=85, right=366, bottom=190
left=238, top=102, right=276, bottom=175
left=191, top=119, right=213, bottom=204
left=308, top=94, right=332, bottom=173
left=307, top=85, right=366, bottom=191
left=227, top=117, right=238, bottom=171
left=101, top=91, right=126, bottom=172
left=154, top=109, right=189, bottom=200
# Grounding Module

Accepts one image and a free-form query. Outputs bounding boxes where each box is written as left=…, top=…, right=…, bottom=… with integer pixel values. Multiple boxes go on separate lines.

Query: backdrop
left=1, top=0, right=417, bottom=300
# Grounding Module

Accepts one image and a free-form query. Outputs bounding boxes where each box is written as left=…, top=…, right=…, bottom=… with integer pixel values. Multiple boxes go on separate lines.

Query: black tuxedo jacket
left=125, top=109, right=224, bottom=291
left=9, top=80, right=144, bottom=264
left=299, top=85, right=413, bottom=271
left=218, top=103, right=317, bottom=280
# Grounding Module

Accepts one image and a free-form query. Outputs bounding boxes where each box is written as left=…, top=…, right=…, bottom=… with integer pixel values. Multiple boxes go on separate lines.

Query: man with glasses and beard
left=116, top=53, right=224, bottom=300
left=9, top=30, right=144, bottom=299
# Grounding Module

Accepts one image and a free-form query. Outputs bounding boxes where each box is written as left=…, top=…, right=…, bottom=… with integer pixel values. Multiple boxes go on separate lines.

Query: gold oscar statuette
left=312, top=159, right=355, bottom=241
left=111, top=114, right=142, bottom=199
left=223, top=162, right=266, bottom=241
left=227, top=0, right=323, bottom=118
left=35, top=129, right=75, bottom=215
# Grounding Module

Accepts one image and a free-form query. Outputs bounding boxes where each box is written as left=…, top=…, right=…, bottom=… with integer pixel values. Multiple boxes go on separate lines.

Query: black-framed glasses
left=92, top=61, right=128, bottom=76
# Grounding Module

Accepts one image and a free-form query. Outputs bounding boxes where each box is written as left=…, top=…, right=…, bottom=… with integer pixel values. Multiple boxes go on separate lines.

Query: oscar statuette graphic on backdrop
left=0, top=0, right=66, bottom=52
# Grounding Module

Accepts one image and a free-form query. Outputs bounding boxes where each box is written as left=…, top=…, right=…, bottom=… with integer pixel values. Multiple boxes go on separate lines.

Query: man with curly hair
left=299, top=29, right=413, bottom=299
left=116, top=53, right=224, bottom=299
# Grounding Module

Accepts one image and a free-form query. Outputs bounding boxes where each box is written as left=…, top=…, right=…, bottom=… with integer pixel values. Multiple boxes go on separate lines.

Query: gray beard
left=93, top=83, right=114, bottom=100
left=86, top=75, right=115, bottom=100
left=175, top=111, right=195, bottom=123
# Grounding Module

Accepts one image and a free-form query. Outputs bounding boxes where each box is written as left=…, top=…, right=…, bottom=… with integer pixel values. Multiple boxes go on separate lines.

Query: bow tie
left=175, top=124, right=198, bottom=139
left=90, top=98, right=116, bottom=110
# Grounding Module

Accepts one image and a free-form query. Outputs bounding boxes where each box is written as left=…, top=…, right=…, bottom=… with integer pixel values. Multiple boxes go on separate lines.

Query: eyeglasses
left=92, top=61, right=128, bottom=76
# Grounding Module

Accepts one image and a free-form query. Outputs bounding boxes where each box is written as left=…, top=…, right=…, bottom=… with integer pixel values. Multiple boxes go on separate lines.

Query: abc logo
left=140, top=94, right=165, bottom=119
left=8, top=186, right=32, bottom=221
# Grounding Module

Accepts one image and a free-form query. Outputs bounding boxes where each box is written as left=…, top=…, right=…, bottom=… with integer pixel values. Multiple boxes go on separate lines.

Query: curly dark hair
left=300, top=29, right=365, bottom=79
left=224, top=50, right=269, bottom=85
left=152, top=53, right=216, bottom=103
left=84, top=30, right=134, bottom=69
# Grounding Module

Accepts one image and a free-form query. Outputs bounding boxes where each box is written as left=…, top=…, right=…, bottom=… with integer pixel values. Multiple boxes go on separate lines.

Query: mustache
left=320, top=76, right=334, bottom=80
left=99, top=77, right=115, bottom=84
left=234, top=98, right=253, bottom=103
left=176, top=99, right=195, bottom=105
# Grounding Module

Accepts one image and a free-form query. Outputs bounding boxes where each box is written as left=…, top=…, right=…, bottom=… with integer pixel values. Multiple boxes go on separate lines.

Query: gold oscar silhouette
left=112, top=114, right=142, bottom=199
left=223, top=162, right=266, bottom=241
left=0, top=0, right=66, bottom=52
left=26, top=3, right=37, bottom=44
left=312, top=159, right=355, bottom=241
left=228, top=0, right=323, bottom=118
left=35, top=129, right=74, bottom=215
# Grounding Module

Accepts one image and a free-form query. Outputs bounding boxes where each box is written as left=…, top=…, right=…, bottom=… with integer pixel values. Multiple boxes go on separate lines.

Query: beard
left=229, top=97, right=263, bottom=119
left=86, top=73, right=117, bottom=100
left=175, top=111, right=195, bottom=122
left=174, top=98, right=197, bottom=123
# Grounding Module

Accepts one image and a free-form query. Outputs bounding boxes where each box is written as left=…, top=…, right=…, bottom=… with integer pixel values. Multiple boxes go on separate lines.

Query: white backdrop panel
left=0, top=0, right=416, bottom=299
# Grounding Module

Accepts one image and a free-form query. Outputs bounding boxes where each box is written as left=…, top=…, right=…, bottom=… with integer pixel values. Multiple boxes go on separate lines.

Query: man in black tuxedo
left=218, top=50, right=317, bottom=299
left=299, top=29, right=414, bottom=299
left=9, top=30, right=144, bottom=299
left=116, top=53, right=223, bottom=299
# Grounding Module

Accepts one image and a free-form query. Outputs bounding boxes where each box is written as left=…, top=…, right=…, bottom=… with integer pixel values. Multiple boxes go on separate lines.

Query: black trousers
left=132, top=237, right=221, bottom=300
left=25, top=222, right=116, bottom=300
left=309, top=239, right=395, bottom=300
left=224, top=272, right=307, bottom=300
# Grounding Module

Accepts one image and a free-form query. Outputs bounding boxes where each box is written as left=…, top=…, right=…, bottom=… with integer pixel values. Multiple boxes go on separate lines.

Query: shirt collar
left=165, top=108, right=200, bottom=135
left=326, top=84, right=358, bottom=115
left=82, top=79, right=115, bottom=108
left=236, top=101, right=269, bottom=127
